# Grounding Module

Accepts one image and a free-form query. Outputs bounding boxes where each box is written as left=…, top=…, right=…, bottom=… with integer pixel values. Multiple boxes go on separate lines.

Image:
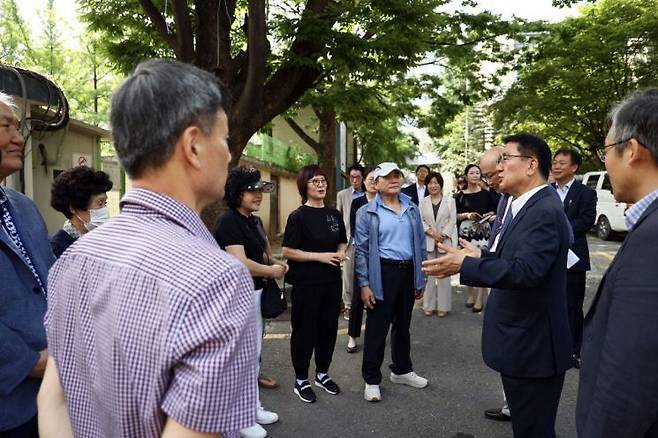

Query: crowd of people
left=1, top=59, right=658, bottom=438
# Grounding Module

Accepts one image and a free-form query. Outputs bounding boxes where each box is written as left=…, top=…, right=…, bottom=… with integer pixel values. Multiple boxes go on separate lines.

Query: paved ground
left=259, top=234, right=622, bottom=438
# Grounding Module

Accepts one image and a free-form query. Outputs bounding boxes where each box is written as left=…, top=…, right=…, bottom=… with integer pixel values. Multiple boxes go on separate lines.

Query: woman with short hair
left=214, top=166, right=284, bottom=438
left=49, top=166, right=113, bottom=257
left=282, top=164, right=347, bottom=404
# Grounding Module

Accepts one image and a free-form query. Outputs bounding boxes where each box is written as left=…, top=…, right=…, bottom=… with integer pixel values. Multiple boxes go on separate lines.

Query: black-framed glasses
left=308, top=177, right=327, bottom=187
left=497, top=153, right=533, bottom=165
left=598, top=138, right=631, bottom=162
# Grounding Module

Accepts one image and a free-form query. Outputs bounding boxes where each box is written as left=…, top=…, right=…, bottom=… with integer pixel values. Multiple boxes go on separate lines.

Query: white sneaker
left=240, top=423, right=267, bottom=438
left=364, top=383, right=381, bottom=402
left=256, top=407, right=279, bottom=425
left=390, top=371, right=428, bottom=388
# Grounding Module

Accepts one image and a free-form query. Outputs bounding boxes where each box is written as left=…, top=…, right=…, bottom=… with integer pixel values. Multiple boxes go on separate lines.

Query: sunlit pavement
left=260, top=234, right=622, bottom=438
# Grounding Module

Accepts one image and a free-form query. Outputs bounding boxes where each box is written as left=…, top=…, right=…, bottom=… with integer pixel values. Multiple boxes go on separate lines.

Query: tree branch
left=262, top=0, right=334, bottom=120
left=195, top=0, right=219, bottom=71
left=232, top=0, right=269, bottom=123
left=285, top=116, right=320, bottom=150
left=137, top=0, right=177, bottom=53
left=172, top=0, right=195, bottom=62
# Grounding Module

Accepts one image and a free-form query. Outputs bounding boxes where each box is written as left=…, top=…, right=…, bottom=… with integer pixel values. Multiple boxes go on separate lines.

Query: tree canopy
left=492, top=0, right=658, bottom=163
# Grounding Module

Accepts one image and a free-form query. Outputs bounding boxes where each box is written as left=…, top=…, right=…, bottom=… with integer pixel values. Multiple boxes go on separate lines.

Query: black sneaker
left=315, top=374, right=341, bottom=395
left=294, top=380, right=316, bottom=403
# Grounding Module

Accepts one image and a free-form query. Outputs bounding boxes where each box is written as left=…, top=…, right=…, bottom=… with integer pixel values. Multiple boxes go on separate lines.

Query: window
left=602, top=174, right=613, bottom=193
left=585, top=176, right=600, bottom=189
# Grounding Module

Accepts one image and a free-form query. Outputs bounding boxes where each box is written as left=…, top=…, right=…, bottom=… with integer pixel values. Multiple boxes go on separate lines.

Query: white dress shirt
left=416, top=184, right=426, bottom=202
left=490, top=184, right=548, bottom=252
left=555, top=178, right=575, bottom=203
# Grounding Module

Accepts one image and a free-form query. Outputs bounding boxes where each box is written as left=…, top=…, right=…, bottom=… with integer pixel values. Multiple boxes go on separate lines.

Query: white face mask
left=79, top=207, right=110, bottom=231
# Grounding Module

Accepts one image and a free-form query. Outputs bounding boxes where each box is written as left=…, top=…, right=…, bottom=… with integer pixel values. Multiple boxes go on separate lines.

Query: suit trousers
left=341, top=245, right=356, bottom=309
left=362, top=261, right=415, bottom=384
left=501, top=372, right=565, bottom=438
left=290, top=281, right=341, bottom=380
left=348, top=273, right=365, bottom=338
left=0, top=415, right=38, bottom=438
left=566, top=271, right=586, bottom=356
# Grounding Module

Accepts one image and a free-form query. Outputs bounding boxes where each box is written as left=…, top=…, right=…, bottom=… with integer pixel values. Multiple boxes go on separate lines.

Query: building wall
left=30, top=127, right=105, bottom=235
left=278, top=176, right=301, bottom=236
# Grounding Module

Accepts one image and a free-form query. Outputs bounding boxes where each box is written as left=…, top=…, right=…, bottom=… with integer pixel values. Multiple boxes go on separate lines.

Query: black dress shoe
left=484, top=408, right=511, bottom=421
left=346, top=344, right=359, bottom=354
left=472, top=306, right=482, bottom=313
left=465, top=302, right=475, bottom=308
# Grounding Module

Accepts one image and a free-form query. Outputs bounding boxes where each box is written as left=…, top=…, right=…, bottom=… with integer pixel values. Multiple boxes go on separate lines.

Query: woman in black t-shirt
left=455, top=163, right=497, bottom=312
left=282, top=165, right=347, bottom=404
left=214, top=167, right=286, bottom=435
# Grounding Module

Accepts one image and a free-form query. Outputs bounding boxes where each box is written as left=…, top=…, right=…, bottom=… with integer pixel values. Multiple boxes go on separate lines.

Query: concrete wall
left=30, top=126, right=106, bottom=235
left=278, top=176, right=301, bottom=236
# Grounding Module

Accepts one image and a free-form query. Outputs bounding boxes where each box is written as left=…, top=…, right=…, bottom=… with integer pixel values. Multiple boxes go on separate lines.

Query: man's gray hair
left=607, top=88, right=658, bottom=165
left=110, top=59, right=229, bottom=178
left=0, top=91, right=17, bottom=111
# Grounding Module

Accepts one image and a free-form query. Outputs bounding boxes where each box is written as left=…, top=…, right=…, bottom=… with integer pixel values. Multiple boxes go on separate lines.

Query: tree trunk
left=314, top=108, right=337, bottom=207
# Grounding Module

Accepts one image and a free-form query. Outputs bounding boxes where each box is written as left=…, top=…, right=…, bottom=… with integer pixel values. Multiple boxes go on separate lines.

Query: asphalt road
left=259, top=234, right=623, bottom=438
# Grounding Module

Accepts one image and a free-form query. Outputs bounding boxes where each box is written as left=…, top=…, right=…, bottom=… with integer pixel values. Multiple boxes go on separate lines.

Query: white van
left=581, top=171, right=628, bottom=240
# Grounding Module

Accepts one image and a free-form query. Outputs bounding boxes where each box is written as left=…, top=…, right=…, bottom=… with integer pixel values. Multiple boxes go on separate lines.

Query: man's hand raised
left=421, top=239, right=481, bottom=278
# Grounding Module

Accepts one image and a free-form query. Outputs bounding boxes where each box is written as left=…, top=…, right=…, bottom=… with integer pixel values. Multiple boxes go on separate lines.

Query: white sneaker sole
left=364, top=393, right=381, bottom=402
left=293, top=387, right=315, bottom=403
left=314, top=380, right=339, bottom=395
left=389, top=374, right=428, bottom=388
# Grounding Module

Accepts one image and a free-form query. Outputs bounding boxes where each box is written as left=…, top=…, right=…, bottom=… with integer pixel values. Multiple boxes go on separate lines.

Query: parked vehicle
left=581, top=171, right=629, bottom=240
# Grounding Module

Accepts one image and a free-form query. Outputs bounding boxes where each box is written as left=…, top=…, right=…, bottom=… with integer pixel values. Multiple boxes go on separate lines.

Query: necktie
left=496, top=202, right=514, bottom=243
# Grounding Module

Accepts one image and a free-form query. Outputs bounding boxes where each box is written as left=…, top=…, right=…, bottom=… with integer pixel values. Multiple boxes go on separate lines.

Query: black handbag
left=261, top=278, right=286, bottom=319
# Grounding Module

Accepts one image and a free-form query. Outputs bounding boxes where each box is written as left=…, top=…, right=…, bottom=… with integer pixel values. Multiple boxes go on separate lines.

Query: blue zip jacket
left=354, top=192, right=426, bottom=300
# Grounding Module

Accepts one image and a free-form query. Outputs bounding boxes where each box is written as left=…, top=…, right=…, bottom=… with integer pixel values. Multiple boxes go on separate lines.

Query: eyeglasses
left=497, top=153, right=533, bottom=165
left=308, top=177, right=327, bottom=187
left=597, top=138, right=631, bottom=162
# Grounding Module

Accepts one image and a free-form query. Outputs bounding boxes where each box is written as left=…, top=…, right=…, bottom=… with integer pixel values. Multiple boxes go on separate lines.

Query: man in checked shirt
left=37, top=60, right=258, bottom=438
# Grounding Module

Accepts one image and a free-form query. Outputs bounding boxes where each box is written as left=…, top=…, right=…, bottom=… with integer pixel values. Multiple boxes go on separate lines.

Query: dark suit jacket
left=556, top=180, right=597, bottom=272
left=402, top=183, right=428, bottom=206
left=0, top=188, right=55, bottom=430
left=576, top=197, right=658, bottom=438
left=460, top=186, right=573, bottom=378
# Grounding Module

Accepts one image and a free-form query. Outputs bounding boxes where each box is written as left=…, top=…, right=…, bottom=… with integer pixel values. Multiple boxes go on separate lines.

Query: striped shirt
left=625, top=188, right=658, bottom=230
left=45, top=189, right=258, bottom=438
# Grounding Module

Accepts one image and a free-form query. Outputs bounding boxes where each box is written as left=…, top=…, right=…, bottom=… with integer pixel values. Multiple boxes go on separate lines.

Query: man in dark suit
left=0, top=92, right=55, bottom=436
left=551, top=148, right=597, bottom=368
left=577, top=88, right=658, bottom=437
left=402, top=164, right=430, bottom=205
left=423, top=133, right=572, bottom=438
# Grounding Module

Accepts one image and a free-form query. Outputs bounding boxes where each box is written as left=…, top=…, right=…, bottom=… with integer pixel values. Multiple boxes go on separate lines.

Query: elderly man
left=355, top=162, right=427, bottom=403
left=423, top=134, right=572, bottom=438
left=478, top=146, right=514, bottom=423
left=577, top=88, right=658, bottom=437
left=337, top=164, right=365, bottom=320
left=37, top=60, right=258, bottom=438
left=0, top=92, right=54, bottom=437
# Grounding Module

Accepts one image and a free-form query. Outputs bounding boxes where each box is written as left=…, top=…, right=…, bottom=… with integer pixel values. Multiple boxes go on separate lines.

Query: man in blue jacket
left=423, top=134, right=572, bottom=438
left=577, top=88, right=658, bottom=437
left=0, top=92, right=55, bottom=436
left=354, top=162, right=427, bottom=403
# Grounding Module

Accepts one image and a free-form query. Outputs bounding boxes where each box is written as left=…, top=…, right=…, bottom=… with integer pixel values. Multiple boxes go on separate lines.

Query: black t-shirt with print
left=214, top=208, right=267, bottom=290
left=282, top=205, right=347, bottom=285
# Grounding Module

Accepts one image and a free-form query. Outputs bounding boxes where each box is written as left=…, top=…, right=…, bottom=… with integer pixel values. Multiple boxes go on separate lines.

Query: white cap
left=373, top=162, right=404, bottom=179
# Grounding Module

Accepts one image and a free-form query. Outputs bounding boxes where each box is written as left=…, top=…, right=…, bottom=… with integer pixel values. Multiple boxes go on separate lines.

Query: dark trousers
left=0, top=416, right=38, bottom=438
left=501, top=372, right=565, bottom=438
left=566, top=271, right=586, bottom=356
left=348, top=273, right=365, bottom=338
left=290, top=281, right=341, bottom=380
left=362, top=261, right=415, bottom=385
